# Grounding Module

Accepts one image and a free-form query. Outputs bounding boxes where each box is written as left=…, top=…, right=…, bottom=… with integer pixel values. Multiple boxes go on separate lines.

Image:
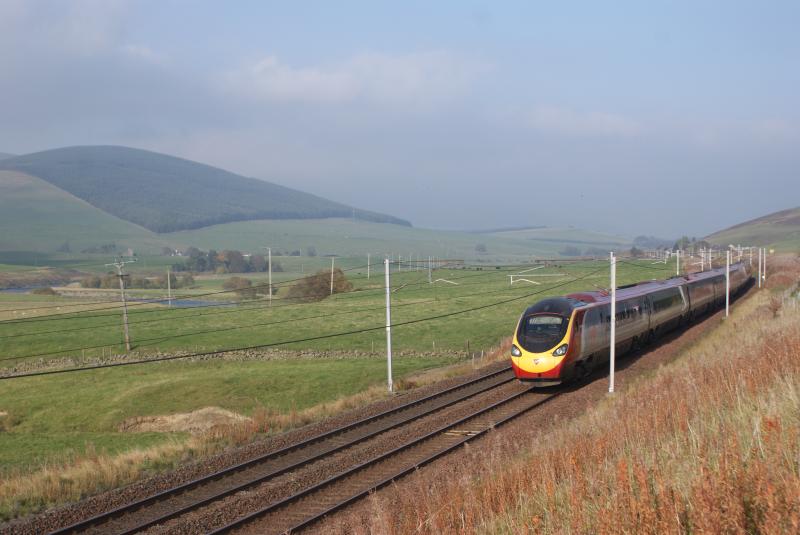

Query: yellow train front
left=510, top=297, right=584, bottom=386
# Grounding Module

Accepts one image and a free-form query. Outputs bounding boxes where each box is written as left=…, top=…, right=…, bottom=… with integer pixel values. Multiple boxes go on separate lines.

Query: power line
left=0, top=261, right=554, bottom=327
left=0, top=267, right=605, bottom=380
left=1, top=275, right=568, bottom=361
left=0, top=261, right=592, bottom=336
left=0, top=261, right=378, bottom=318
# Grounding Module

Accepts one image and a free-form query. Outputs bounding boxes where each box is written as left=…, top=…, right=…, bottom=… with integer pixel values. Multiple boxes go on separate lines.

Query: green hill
left=0, top=170, right=171, bottom=253
left=0, top=146, right=410, bottom=233
left=706, top=206, right=800, bottom=251
left=0, top=167, right=630, bottom=261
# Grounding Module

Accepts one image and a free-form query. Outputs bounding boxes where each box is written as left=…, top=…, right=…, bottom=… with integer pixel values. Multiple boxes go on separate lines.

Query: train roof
left=521, top=296, right=588, bottom=317
left=523, top=262, right=748, bottom=313
left=565, top=263, right=746, bottom=306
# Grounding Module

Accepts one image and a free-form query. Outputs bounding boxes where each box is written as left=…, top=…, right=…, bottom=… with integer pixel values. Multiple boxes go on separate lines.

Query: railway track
left=215, top=386, right=556, bottom=535
left=51, top=366, right=516, bottom=535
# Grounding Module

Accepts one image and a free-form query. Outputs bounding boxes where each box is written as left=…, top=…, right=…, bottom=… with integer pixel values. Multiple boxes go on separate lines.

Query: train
left=510, top=262, right=752, bottom=385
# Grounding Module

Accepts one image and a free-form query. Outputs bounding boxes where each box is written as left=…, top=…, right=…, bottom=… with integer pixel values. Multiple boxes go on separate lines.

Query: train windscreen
left=518, top=314, right=568, bottom=353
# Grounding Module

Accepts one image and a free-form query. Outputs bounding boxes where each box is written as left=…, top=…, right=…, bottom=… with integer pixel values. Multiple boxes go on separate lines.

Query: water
left=128, top=297, right=236, bottom=308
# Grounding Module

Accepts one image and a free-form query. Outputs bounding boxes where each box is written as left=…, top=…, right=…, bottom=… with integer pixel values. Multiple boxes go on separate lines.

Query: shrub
left=286, top=268, right=352, bottom=301
left=31, top=287, right=58, bottom=296
left=222, top=276, right=257, bottom=299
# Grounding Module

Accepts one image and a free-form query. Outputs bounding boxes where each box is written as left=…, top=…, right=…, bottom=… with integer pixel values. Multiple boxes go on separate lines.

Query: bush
left=286, top=268, right=353, bottom=301
left=222, top=276, right=257, bottom=299
left=31, top=287, right=58, bottom=296
left=80, top=276, right=102, bottom=288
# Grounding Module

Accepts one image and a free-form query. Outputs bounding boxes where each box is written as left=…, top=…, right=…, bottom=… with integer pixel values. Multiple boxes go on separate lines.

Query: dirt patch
left=118, top=407, right=251, bottom=434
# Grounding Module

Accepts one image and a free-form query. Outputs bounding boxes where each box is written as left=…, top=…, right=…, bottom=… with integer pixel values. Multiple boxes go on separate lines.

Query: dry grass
left=329, top=258, right=800, bottom=534
left=0, top=342, right=511, bottom=521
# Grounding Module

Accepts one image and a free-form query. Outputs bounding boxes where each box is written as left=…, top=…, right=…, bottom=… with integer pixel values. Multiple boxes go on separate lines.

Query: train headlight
left=511, top=345, right=522, bottom=357
left=552, top=344, right=568, bottom=357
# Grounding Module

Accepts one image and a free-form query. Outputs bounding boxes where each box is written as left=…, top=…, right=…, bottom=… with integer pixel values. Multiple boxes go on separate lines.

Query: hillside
left=0, top=146, right=410, bottom=233
left=0, top=170, right=627, bottom=260
left=706, top=206, right=800, bottom=250
left=0, top=170, right=170, bottom=253
left=0, top=152, right=15, bottom=160
left=478, top=226, right=630, bottom=254
left=166, top=218, right=575, bottom=260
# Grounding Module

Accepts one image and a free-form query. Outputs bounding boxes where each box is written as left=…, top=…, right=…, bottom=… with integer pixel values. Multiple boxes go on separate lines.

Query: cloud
left=225, top=51, right=488, bottom=103
left=0, top=0, right=130, bottom=56
left=523, top=106, right=642, bottom=137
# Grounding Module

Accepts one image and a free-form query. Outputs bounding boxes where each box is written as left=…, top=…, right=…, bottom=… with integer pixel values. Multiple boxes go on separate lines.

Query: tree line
left=171, top=247, right=284, bottom=274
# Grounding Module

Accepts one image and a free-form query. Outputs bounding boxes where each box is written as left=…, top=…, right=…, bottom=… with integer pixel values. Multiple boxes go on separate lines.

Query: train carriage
left=511, top=262, right=752, bottom=385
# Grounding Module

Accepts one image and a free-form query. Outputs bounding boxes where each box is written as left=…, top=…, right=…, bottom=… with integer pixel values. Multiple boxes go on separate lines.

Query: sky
left=0, top=1, right=798, bottom=238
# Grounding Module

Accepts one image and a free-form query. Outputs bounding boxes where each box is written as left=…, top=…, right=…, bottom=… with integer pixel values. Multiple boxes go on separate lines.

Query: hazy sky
left=1, top=1, right=798, bottom=238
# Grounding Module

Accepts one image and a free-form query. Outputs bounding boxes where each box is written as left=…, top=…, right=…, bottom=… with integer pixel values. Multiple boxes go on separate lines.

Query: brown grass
left=326, top=257, right=800, bottom=534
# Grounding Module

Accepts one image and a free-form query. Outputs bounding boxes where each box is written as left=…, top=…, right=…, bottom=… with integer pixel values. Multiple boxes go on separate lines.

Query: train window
left=518, top=314, right=569, bottom=353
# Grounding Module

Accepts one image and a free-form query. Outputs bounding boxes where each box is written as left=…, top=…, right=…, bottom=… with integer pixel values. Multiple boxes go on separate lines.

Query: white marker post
left=725, top=250, right=730, bottom=317
left=167, top=268, right=172, bottom=307
left=384, top=258, right=393, bottom=393
left=758, top=247, right=762, bottom=288
left=268, top=247, right=272, bottom=307
left=609, top=251, right=616, bottom=394
left=676, top=249, right=680, bottom=276
left=763, top=248, right=767, bottom=285
left=330, top=256, right=335, bottom=295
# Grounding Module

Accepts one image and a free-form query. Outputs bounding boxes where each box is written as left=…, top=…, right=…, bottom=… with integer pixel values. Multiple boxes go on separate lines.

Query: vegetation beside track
left=0, top=354, right=463, bottom=521
left=0, top=256, right=707, bottom=522
left=328, top=254, right=800, bottom=534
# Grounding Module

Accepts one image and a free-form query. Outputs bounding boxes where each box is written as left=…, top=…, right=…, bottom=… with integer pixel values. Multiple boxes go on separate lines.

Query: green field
left=0, top=356, right=456, bottom=471
left=0, top=259, right=677, bottom=475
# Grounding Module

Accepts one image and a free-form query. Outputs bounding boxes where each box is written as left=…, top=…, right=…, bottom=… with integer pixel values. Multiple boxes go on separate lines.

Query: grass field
left=0, top=258, right=677, bottom=520
left=0, top=260, right=678, bottom=365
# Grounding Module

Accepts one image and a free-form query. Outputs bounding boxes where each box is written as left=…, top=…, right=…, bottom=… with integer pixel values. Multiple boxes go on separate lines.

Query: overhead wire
left=0, top=270, right=578, bottom=360
left=0, top=260, right=567, bottom=327
left=0, top=266, right=607, bottom=380
left=0, top=260, right=597, bottom=337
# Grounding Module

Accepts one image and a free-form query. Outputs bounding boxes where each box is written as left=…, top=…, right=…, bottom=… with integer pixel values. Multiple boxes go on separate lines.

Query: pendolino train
left=511, top=262, right=751, bottom=385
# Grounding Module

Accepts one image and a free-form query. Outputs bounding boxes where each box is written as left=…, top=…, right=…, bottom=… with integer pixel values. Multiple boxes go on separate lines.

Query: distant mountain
left=0, top=152, right=15, bottom=160
left=706, top=206, right=800, bottom=250
left=0, top=146, right=410, bottom=233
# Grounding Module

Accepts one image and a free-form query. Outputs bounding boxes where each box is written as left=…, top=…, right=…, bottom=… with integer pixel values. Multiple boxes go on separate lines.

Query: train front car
left=510, top=297, right=586, bottom=386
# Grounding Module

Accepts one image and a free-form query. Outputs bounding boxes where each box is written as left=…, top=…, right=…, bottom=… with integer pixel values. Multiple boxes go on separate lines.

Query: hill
left=706, top=206, right=800, bottom=251
left=0, top=152, right=15, bottom=160
left=0, top=170, right=170, bottom=253
left=0, top=169, right=629, bottom=260
left=0, top=146, right=410, bottom=233
left=477, top=226, right=630, bottom=254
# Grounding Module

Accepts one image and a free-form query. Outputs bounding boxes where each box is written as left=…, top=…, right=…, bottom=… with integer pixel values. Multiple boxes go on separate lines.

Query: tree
left=250, top=254, right=267, bottom=273
left=673, top=236, right=691, bottom=251
left=180, top=274, right=195, bottom=288
left=222, top=276, right=257, bottom=299
left=475, top=243, right=488, bottom=254
left=286, top=268, right=352, bottom=301
left=630, top=246, right=643, bottom=258
left=184, top=246, right=202, bottom=258
left=56, top=241, right=71, bottom=253
left=80, top=276, right=102, bottom=288
left=306, top=246, right=317, bottom=257
left=160, top=246, right=174, bottom=256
